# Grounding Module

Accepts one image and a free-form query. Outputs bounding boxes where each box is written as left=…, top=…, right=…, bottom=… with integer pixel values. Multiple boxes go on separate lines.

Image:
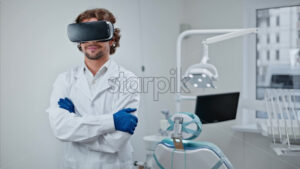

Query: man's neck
left=84, top=56, right=109, bottom=76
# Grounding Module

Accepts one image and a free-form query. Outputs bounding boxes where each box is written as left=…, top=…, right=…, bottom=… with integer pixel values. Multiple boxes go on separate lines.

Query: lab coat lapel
left=75, top=65, right=92, bottom=98
left=91, top=60, right=119, bottom=101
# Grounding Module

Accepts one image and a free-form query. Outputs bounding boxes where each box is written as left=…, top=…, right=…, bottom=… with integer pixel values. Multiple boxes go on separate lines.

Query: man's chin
left=85, top=52, right=103, bottom=60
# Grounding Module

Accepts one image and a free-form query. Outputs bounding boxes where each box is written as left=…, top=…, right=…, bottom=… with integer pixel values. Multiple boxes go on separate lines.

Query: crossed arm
left=46, top=73, right=140, bottom=153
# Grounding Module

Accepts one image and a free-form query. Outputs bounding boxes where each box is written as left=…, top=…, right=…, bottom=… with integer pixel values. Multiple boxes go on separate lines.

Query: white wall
left=0, top=0, right=181, bottom=168
left=130, top=0, right=182, bottom=163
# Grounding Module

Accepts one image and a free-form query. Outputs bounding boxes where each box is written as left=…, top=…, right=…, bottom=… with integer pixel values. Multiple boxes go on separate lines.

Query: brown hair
left=75, top=8, right=120, bottom=55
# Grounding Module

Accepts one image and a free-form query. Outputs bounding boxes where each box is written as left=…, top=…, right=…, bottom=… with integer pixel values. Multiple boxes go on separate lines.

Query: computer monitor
left=195, top=92, right=240, bottom=124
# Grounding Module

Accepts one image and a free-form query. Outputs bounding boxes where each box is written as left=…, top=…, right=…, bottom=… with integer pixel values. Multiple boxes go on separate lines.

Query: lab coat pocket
left=102, top=161, right=132, bottom=169
left=119, top=161, right=133, bottom=169
left=118, top=141, right=133, bottom=162
left=62, top=160, right=77, bottom=169
left=102, top=162, right=120, bottom=169
left=62, top=144, right=78, bottom=169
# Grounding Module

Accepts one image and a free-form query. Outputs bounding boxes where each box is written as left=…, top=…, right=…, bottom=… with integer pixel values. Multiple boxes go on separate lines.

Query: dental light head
left=67, top=20, right=114, bottom=43
left=182, top=44, right=218, bottom=89
left=183, top=63, right=218, bottom=89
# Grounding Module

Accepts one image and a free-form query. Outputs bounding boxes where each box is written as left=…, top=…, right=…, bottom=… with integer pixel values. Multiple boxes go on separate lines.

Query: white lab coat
left=46, top=59, right=140, bottom=169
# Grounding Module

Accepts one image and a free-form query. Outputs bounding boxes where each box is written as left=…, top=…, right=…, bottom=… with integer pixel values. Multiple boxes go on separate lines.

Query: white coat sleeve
left=46, top=73, right=116, bottom=142
left=83, top=83, right=140, bottom=153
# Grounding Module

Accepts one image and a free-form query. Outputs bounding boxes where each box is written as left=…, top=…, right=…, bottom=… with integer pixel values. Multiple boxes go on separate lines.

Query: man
left=46, top=8, right=139, bottom=169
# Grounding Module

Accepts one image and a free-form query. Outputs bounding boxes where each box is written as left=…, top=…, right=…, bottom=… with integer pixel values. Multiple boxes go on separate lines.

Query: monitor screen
left=195, top=92, right=240, bottom=124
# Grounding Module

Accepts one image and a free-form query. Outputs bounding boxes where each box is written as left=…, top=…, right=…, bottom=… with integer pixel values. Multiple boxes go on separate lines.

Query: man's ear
left=109, top=40, right=114, bottom=46
left=77, top=43, right=82, bottom=51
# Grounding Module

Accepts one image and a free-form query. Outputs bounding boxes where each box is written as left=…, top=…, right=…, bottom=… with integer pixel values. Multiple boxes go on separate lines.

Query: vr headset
left=67, top=21, right=114, bottom=43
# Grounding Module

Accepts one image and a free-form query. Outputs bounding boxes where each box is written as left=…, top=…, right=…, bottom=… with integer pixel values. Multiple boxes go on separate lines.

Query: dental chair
left=151, top=112, right=234, bottom=169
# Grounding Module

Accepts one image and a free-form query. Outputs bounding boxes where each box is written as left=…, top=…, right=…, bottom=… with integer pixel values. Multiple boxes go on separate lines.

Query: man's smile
left=86, top=45, right=100, bottom=52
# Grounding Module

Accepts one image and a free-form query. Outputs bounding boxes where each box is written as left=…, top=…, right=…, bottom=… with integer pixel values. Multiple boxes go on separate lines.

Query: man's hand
left=58, top=97, right=75, bottom=113
left=113, top=108, right=138, bottom=135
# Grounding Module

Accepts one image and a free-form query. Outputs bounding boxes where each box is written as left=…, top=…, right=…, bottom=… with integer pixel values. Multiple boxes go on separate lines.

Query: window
left=255, top=5, right=300, bottom=121
left=267, top=50, right=270, bottom=61
left=266, top=17, right=270, bottom=27
left=256, top=5, right=300, bottom=102
left=257, top=18, right=261, bottom=27
left=276, top=50, right=280, bottom=60
left=276, top=33, right=280, bottom=43
left=276, top=16, right=280, bottom=26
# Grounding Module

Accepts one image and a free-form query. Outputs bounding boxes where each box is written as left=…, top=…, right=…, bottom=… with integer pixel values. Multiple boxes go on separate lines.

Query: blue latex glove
left=113, top=108, right=138, bottom=135
left=58, top=97, right=75, bottom=113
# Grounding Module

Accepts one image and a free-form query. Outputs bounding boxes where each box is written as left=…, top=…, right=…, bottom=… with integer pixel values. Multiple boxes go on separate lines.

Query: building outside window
left=256, top=5, right=300, bottom=119
left=256, top=5, right=300, bottom=99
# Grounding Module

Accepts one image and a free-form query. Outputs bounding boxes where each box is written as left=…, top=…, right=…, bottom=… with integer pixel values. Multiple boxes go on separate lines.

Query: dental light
left=176, top=28, right=257, bottom=112
left=182, top=43, right=218, bottom=89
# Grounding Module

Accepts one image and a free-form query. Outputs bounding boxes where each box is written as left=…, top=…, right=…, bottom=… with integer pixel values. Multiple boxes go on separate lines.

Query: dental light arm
left=202, top=28, right=257, bottom=45
left=201, top=44, right=209, bottom=64
left=200, top=28, right=257, bottom=70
